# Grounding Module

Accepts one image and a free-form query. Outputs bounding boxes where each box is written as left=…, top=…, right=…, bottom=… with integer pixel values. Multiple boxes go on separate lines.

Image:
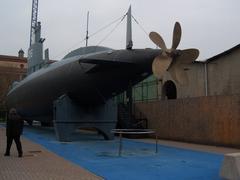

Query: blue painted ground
left=2, top=124, right=224, bottom=180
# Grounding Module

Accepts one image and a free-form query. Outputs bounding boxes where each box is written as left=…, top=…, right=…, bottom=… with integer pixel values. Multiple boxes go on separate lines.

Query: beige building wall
left=159, top=62, right=206, bottom=99
left=207, top=48, right=240, bottom=96
left=158, top=45, right=240, bottom=99
left=178, top=62, right=206, bottom=98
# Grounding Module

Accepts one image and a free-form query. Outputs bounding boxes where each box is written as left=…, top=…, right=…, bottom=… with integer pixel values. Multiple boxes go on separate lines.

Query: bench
left=111, top=129, right=158, bottom=156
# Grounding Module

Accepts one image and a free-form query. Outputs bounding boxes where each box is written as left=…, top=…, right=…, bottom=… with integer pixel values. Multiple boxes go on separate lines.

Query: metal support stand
left=155, top=133, right=158, bottom=153
left=112, top=129, right=158, bottom=156
left=119, top=133, right=123, bottom=156
left=53, top=94, right=117, bottom=141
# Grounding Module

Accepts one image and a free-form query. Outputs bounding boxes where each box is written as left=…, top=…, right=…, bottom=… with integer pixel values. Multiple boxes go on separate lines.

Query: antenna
left=126, top=5, right=133, bottom=49
left=29, top=0, right=39, bottom=47
left=86, top=11, right=89, bottom=47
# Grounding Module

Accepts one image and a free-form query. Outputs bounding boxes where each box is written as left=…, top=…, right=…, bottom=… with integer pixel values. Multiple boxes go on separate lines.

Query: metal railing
left=116, top=79, right=159, bottom=104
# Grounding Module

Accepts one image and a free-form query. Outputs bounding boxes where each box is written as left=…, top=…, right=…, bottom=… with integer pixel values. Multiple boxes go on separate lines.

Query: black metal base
left=53, top=94, right=117, bottom=141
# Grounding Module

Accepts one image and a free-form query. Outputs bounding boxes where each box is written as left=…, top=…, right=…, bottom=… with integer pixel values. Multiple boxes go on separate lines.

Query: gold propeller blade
left=152, top=55, right=172, bottom=80
left=149, top=32, right=167, bottom=51
left=149, top=22, right=200, bottom=84
left=168, top=49, right=199, bottom=84
left=171, top=22, right=181, bottom=49
left=177, top=48, right=199, bottom=63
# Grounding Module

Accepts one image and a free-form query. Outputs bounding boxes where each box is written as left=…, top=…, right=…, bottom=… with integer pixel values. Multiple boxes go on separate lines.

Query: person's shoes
left=4, top=153, right=10, bottom=156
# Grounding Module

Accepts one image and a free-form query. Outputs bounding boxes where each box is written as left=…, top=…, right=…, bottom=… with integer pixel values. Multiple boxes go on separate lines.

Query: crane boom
left=29, top=0, right=39, bottom=47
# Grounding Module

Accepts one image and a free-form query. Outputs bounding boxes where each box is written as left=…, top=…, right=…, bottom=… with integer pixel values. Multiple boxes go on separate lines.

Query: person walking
left=4, top=108, right=24, bottom=157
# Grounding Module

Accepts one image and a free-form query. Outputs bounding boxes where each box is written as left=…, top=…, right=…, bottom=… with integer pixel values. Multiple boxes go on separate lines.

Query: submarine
left=6, top=7, right=199, bottom=141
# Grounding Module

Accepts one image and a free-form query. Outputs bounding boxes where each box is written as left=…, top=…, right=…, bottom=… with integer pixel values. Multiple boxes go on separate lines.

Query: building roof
left=0, top=55, right=27, bottom=63
left=206, top=43, right=240, bottom=63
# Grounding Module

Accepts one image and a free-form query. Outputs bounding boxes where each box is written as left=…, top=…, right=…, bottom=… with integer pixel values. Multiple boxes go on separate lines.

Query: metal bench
left=111, top=129, right=158, bottom=156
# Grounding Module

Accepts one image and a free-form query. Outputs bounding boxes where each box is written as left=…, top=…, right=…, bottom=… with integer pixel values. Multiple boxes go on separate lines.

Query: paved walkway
left=22, top=125, right=225, bottom=180
left=1, top=124, right=240, bottom=180
left=0, top=127, right=102, bottom=180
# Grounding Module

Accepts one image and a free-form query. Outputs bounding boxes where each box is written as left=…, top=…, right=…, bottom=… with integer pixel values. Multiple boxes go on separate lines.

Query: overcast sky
left=0, top=0, right=239, bottom=61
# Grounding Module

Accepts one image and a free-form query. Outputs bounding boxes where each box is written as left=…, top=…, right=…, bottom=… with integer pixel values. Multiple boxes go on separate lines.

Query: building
left=0, top=50, right=27, bottom=108
left=131, top=43, right=240, bottom=147
left=129, top=43, right=240, bottom=102
left=161, top=43, right=240, bottom=99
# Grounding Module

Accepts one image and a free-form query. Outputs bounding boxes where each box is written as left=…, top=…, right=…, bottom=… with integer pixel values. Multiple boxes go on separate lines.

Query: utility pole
left=29, top=0, right=39, bottom=47
left=86, top=11, right=89, bottom=47
left=126, top=5, right=133, bottom=50
left=126, top=6, right=133, bottom=127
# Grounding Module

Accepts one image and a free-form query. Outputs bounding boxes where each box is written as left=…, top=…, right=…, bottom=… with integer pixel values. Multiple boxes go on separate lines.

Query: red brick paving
left=0, top=127, right=102, bottom=180
left=2, top=124, right=239, bottom=180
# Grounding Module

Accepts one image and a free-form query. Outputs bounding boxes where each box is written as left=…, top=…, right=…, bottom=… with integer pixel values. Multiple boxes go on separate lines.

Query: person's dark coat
left=6, top=113, right=24, bottom=137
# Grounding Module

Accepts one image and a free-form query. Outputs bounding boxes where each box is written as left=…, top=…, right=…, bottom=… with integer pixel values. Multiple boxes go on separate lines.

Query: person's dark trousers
left=5, top=136, right=23, bottom=157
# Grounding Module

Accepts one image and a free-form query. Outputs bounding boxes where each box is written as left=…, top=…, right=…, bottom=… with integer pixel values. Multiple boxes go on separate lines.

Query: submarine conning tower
left=27, top=21, right=46, bottom=75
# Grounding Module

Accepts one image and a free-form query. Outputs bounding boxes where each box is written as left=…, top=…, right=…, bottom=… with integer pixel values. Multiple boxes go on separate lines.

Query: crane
left=29, top=0, right=39, bottom=47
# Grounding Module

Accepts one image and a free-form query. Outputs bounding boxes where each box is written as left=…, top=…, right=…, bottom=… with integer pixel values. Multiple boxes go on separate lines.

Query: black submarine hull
left=6, top=49, right=159, bottom=121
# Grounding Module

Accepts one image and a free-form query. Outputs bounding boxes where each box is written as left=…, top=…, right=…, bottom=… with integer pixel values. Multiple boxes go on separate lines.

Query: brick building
left=0, top=50, right=27, bottom=108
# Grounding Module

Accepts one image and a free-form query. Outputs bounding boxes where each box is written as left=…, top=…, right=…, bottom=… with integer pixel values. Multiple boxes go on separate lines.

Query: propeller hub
left=149, top=22, right=200, bottom=84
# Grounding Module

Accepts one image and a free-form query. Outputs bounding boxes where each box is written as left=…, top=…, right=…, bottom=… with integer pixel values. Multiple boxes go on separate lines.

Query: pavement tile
left=0, top=127, right=102, bottom=180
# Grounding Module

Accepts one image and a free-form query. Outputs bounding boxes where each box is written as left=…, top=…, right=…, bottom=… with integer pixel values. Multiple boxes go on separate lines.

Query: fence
left=116, top=77, right=159, bottom=104
left=135, top=95, right=240, bottom=148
